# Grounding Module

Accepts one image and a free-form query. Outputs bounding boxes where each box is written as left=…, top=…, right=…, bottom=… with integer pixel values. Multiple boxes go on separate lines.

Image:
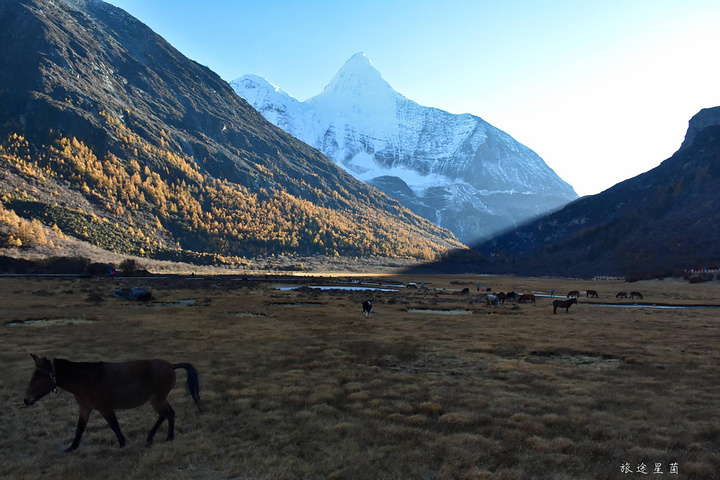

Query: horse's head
left=23, top=354, right=57, bottom=406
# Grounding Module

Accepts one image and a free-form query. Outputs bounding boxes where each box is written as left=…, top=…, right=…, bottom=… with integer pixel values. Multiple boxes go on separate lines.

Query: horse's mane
left=54, top=359, right=105, bottom=382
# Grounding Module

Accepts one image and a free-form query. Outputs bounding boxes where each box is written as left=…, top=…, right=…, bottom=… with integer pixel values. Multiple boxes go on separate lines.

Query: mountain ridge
left=0, top=0, right=463, bottom=263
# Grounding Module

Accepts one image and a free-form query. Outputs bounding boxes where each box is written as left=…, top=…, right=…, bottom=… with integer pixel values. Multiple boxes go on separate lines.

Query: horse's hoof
left=64, top=445, right=78, bottom=453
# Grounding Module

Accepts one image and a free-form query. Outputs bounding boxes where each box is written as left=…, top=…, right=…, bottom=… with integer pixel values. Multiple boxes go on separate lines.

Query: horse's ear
left=30, top=354, right=41, bottom=366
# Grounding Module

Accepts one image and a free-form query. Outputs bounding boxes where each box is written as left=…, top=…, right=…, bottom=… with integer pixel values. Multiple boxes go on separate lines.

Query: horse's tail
left=173, top=363, right=202, bottom=413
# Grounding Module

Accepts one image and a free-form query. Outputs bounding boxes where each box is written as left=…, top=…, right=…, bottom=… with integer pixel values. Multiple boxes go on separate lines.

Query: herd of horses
left=482, top=291, right=536, bottom=306
left=478, top=288, right=643, bottom=314
left=565, top=290, right=643, bottom=299
left=483, top=293, right=577, bottom=314
left=468, top=287, right=646, bottom=315
left=616, top=291, right=644, bottom=299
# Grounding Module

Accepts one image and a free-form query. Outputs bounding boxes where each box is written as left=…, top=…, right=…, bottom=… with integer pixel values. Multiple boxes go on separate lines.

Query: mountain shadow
left=406, top=107, right=720, bottom=278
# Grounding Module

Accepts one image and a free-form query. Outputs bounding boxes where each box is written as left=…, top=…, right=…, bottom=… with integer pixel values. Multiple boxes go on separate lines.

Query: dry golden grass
left=2, top=274, right=720, bottom=479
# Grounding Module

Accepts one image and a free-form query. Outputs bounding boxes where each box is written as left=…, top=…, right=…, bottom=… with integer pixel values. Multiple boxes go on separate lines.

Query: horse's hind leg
left=165, top=403, right=176, bottom=441
left=147, top=400, right=175, bottom=445
left=146, top=409, right=166, bottom=446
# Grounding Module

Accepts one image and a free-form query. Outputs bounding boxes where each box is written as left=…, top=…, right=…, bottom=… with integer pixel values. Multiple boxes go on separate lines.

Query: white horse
left=485, top=294, right=501, bottom=306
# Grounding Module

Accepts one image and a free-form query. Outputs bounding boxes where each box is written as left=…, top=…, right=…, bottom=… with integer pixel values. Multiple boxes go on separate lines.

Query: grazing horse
left=630, top=291, right=643, bottom=299
left=363, top=300, right=373, bottom=316
left=24, top=355, right=201, bottom=451
left=553, top=298, right=577, bottom=314
left=616, top=292, right=628, bottom=299
left=586, top=290, right=599, bottom=298
left=485, top=294, right=501, bottom=306
left=518, top=294, right=536, bottom=304
left=505, top=291, right=517, bottom=302
left=496, top=292, right=507, bottom=304
left=567, top=291, right=581, bottom=298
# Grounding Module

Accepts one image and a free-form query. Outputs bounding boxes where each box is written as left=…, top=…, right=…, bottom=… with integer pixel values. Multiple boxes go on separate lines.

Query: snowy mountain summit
left=231, top=52, right=577, bottom=244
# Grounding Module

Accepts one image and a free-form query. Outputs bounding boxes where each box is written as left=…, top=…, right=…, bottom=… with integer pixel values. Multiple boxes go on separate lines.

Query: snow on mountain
left=230, top=52, right=578, bottom=244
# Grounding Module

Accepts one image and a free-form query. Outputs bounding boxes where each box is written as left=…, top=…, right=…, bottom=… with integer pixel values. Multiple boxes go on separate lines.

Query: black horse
left=363, top=300, right=372, bottom=316
left=553, top=298, right=577, bottom=314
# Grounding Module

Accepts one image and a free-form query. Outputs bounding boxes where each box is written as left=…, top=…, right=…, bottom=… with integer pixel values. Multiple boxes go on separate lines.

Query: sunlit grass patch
left=305, top=390, right=338, bottom=406
left=418, top=401, right=444, bottom=416
left=346, top=390, right=372, bottom=402
left=541, top=413, right=566, bottom=427
left=525, top=436, right=575, bottom=454
left=404, top=414, right=431, bottom=427
left=440, top=412, right=476, bottom=428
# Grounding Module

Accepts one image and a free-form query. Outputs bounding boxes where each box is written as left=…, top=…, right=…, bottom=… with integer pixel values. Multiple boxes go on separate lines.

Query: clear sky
left=104, top=0, right=720, bottom=197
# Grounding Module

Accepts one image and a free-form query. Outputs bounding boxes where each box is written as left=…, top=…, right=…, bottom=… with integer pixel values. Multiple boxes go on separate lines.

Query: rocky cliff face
left=680, top=106, right=720, bottom=150
left=231, top=53, right=578, bottom=244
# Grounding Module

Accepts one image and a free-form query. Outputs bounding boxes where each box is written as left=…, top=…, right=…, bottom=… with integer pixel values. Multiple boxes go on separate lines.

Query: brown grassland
left=2, top=273, right=720, bottom=479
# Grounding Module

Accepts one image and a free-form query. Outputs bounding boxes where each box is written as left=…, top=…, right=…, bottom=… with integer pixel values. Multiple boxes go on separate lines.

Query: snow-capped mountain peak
left=312, top=52, right=393, bottom=100
left=231, top=54, right=578, bottom=244
left=228, top=74, right=306, bottom=137
left=307, top=52, right=400, bottom=138
left=229, top=74, right=298, bottom=108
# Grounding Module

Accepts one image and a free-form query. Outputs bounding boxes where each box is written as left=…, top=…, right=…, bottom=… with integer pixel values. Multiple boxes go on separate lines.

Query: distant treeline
left=0, top=255, right=145, bottom=276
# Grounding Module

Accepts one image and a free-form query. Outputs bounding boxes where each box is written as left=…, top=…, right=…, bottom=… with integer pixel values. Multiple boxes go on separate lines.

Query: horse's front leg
left=98, top=408, right=126, bottom=448
left=66, top=405, right=91, bottom=452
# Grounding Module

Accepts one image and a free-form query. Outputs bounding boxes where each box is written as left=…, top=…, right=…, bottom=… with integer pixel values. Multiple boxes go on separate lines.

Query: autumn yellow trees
left=0, top=127, right=461, bottom=262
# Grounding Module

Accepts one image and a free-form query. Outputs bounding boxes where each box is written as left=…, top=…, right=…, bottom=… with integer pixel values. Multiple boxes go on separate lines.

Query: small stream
left=584, top=303, right=720, bottom=310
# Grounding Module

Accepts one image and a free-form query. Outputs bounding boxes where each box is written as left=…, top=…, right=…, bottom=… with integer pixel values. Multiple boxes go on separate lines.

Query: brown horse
left=24, top=355, right=201, bottom=451
left=553, top=298, right=577, bottom=314
left=567, top=291, right=581, bottom=298
left=518, top=294, right=535, bottom=304
left=586, top=290, right=599, bottom=298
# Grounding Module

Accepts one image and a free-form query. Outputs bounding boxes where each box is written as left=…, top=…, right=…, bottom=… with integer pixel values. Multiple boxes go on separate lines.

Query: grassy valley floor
left=2, top=274, right=720, bottom=479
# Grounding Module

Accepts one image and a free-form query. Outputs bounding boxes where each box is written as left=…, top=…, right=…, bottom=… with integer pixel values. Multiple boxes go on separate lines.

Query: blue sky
left=105, top=0, right=720, bottom=196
